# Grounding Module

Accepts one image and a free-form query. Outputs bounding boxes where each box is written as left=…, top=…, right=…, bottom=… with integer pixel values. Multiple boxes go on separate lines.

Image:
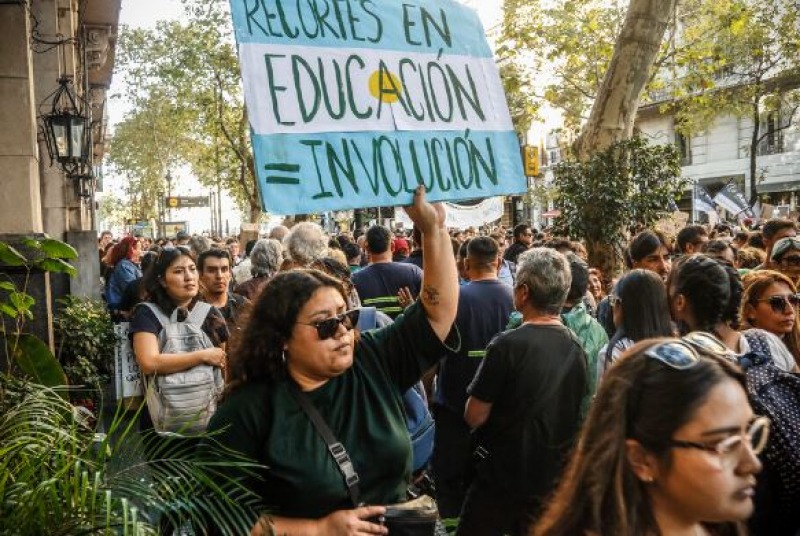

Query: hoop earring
left=282, top=350, right=287, bottom=364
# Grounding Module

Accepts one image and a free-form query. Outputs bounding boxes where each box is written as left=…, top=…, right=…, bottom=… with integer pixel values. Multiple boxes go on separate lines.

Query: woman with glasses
left=534, top=338, right=766, bottom=536
left=740, top=270, right=800, bottom=368
left=769, top=236, right=800, bottom=285
left=668, top=254, right=797, bottom=372
left=596, top=269, right=674, bottom=387
left=203, top=187, right=458, bottom=535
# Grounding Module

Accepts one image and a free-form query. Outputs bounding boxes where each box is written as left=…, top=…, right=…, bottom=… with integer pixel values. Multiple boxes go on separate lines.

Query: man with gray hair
left=284, top=222, right=328, bottom=267
left=459, top=248, right=587, bottom=536
left=234, top=238, right=283, bottom=301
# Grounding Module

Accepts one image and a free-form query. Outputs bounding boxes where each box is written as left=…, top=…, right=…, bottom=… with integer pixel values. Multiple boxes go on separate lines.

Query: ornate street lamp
left=67, top=162, right=95, bottom=200
left=40, top=76, right=90, bottom=176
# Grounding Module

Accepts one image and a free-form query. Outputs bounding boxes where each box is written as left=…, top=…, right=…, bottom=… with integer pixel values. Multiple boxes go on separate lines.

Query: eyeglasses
left=668, top=416, right=771, bottom=469
left=757, top=294, right=800, bottom=313
left=780, top=255, right=800, bottom=267
left=644, top=340, right=701, bottom=370
left=297, top=309, right=360, bottom=340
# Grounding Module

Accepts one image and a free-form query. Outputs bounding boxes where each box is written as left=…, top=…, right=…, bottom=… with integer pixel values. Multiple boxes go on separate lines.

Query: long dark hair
left=141, top=247, right=197, bottom=316
left=615, top=269, right=674, bottom=341
left=227, top=270, right=346, bottom=391
left=669, top=255, right=731, bottom=333
left=534, top=339, right=747, bottom=536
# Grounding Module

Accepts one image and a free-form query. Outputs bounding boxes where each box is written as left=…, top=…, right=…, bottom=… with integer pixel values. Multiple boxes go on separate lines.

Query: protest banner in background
left=395, top=196, right=503, bottom=229
left=229, top=0, right=526, bottom=215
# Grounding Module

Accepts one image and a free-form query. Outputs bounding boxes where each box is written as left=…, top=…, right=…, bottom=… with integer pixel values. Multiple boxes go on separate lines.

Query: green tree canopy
left=110, top=0, right=263, bottom=224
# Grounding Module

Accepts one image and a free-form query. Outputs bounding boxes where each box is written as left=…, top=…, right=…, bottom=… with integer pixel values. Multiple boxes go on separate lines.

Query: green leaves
left=0, top=242, right=26, bottom=266
left=10, top=334, right=68, bottom=388
left=552, top=136, right=688, bottom=274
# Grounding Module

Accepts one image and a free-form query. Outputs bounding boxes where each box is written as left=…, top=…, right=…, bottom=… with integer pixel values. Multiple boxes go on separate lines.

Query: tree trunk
left=574, top=0, right=677, bottom=160
left=587, top=237, right=625, bottom=279
left=749, top=98, right=761, bottom=206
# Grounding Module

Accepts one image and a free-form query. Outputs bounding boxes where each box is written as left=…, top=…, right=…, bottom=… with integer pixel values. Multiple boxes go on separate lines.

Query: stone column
left=0, top=3, right=44, bottom=234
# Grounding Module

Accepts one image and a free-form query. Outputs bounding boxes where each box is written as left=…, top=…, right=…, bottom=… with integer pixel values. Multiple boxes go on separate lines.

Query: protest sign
left=395, top=197, right=503, bottom=229
left=114, top=323, right=142, bottom=401
left=229, top=0, right=526, bottom=214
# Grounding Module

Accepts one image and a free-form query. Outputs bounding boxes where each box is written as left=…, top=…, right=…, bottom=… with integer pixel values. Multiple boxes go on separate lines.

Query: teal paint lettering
left=421, top=7, right=451, bottom=48
left=275, top=0, right=300, bottom=38
left=308, top=0, right=341, bottom=38
left=431, top=138, right=451, bottom=191
left=376, top=136, right=402, bottom=197
left=402, top=4, right=422, bottom=46
left=326, top=139, right=359, bottom=196
left=262, top=1, right=282, bottom=36
left=300, top=139, right=335, bottom=199
left=447, top=64, right=485, bottom=120
left=360, top=0, right=383, bottom=43
left=470, top=137, right=498, bottom=186
left=292, top=55, right=321, bottom=123
left=417, top=60, right=436, bottom=123
left=399, top=59, right=425, bottom=120
left=345, top=55, right=372, bottom=118
left=319, top=58, right=346, bottom=119
left=245, top=0, right=270, bottom=37
left=376, top=60, right=409, bottom=118
left=264, top=53, right=295, bottom=126
left=427, top=61, right=453, bottom=122
left=342, top=0, right=364, bottom=41
left=330, top=0, right=349, bottom=39
left=408, top=139, right=435, bottom=191
left=453, top=135, right=474, bottom=189
left=297, top=0, right=320, bottom=37
left=445, top=139, right=460, bottom=190
left=350, top=139, right=380, bottom=194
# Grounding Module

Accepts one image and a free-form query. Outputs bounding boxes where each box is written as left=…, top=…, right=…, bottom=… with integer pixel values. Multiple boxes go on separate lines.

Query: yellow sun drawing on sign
left=368, top=70, right=403, bottom=103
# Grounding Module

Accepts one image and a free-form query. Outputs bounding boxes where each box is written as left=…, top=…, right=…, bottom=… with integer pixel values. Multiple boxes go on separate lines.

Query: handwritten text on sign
left=229, top=0, right=526, bottom=214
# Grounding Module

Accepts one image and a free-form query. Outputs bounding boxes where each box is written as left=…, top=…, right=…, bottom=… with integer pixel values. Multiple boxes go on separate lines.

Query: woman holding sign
left=202, top=186, right=459, bottom=535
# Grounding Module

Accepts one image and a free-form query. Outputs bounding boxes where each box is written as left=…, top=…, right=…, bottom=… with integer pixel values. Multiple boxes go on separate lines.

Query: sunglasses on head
left=644, top=340, right=701, bottom=370
left=757, top=294, right=800, bottom=313
left=297, top=309, right=360, bottom=340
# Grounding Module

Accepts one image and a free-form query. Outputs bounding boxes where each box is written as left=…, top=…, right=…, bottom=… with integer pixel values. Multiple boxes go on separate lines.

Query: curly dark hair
left=227, top=270, right=346, bottom=391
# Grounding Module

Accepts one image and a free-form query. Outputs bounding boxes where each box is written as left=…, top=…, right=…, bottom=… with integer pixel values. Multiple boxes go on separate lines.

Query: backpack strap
left=185, top=301, right=213, bottom=326
left=286, top=380, right=361, bottom=507
left=139, top=302, right=171, bottom=328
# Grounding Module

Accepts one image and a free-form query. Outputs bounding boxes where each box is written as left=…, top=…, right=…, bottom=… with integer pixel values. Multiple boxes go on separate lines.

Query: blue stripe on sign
left=252, top=129, right=526, bottom=214
left=229, top=0, right=492, bottom=58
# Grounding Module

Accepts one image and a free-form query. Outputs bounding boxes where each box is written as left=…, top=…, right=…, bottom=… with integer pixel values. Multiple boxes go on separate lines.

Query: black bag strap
left=286, top=381, right=361, bottom=507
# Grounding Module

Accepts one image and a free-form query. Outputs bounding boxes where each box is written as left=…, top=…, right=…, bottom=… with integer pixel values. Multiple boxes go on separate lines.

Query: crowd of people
left=96, top=198, right=800, bottom=535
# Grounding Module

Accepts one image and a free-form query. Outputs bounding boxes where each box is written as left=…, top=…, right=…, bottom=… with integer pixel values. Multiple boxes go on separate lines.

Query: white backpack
left=140, top=302, right=224, bottom=436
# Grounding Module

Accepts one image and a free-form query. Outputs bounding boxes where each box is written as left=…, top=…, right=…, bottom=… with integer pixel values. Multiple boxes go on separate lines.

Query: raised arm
left=404, top=186, right=458, bottom=341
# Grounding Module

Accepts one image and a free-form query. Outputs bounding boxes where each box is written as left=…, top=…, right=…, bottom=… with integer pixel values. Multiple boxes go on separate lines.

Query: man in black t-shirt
left=459, top=248, right=586, bottom=536
left=352, top=225, right=422, bottom=319
left=432, top=237, right=514, bottom=519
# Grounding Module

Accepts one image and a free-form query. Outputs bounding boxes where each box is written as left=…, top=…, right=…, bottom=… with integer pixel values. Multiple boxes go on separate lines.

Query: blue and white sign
left=229, top=0, right=526, bottom=215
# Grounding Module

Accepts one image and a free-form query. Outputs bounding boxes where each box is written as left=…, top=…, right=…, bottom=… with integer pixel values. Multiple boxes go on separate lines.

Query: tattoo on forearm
left=423, top=285, right=440, bottom=305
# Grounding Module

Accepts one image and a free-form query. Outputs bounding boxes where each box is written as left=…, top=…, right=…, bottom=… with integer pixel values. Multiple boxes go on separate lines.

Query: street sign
left=523, top=145, right=539, bottom=177
left=164, top=196, right=210, bottom=208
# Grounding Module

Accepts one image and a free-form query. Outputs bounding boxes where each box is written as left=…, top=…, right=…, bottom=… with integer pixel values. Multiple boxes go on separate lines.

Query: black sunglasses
left=757, top=294, right=800, bottom=313
left=297, top=309, right=360, bottom=340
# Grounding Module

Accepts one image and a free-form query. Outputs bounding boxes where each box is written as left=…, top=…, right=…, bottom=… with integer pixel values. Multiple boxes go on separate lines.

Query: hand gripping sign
left=229, top=0, right=526, bottom=215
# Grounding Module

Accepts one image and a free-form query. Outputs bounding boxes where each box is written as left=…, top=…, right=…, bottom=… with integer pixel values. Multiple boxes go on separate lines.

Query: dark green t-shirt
left=205, top=302, right=459, bottom=519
